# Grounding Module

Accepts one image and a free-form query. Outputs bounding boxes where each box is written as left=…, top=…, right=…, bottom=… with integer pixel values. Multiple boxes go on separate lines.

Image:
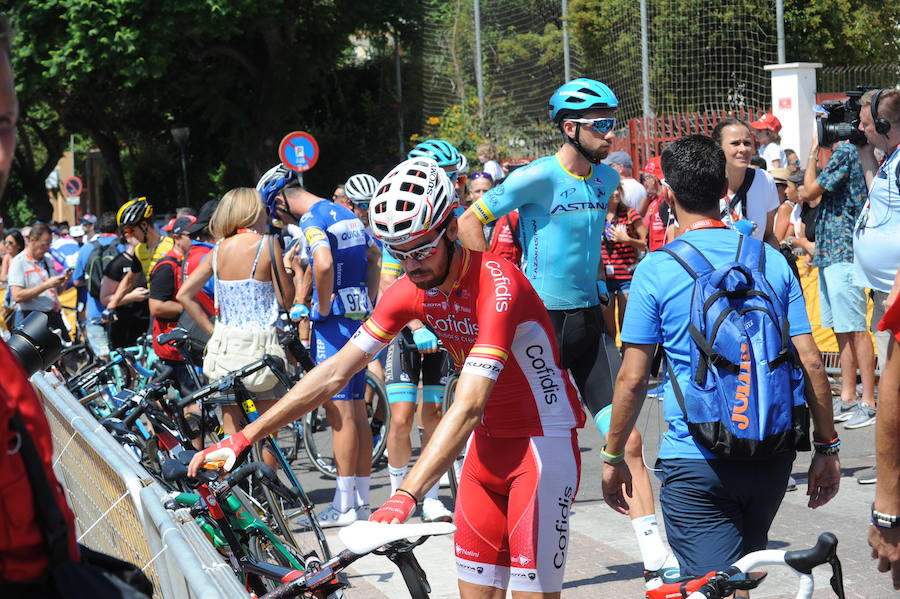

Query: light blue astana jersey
left=471, top=154, right=620, bottom=309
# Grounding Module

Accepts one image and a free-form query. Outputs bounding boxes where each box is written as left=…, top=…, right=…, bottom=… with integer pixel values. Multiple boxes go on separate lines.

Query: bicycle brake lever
left=828, top=553, right=846, bottom=599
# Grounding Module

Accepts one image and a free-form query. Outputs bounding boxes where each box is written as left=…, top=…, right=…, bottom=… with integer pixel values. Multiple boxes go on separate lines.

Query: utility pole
left=474, top=0, right=484, bottom=119
left=776, top=0, right=786, bottom=63
left=640, top=0, right=651, bottom=117
left=562, top=0, right=571, bottom=81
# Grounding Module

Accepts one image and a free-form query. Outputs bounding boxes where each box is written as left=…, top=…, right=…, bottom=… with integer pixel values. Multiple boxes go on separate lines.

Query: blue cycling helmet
left=548, top=78, right=618, bottom=123
left=256, top=164, right=299, bottom=215
left=407, top=139, right=462, bottom=170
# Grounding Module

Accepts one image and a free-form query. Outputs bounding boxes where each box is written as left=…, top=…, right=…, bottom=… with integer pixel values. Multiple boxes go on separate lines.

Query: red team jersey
left=351, top=248, right=584, bottom=438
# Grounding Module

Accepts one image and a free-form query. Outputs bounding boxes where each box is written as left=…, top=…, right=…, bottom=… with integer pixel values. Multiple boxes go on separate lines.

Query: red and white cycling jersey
left=351, top=248, right=585, bottom=438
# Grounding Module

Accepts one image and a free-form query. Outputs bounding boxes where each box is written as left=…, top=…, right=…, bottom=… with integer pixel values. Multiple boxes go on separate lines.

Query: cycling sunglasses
left=352, top=201, right=370, bottom=210
left=566, top=117, right=617, bottom=133
left=386, top=227, right=448, bottom=262
left=469, top=171, right=494, bottom=181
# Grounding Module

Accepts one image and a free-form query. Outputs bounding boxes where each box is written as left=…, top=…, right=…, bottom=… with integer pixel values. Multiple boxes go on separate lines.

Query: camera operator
left=854, top=87, right=900, bottom=588
left=804, top=131, right=876, bottom=433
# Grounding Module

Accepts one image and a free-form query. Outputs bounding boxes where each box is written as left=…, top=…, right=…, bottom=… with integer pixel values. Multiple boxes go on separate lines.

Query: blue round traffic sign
left=278, top=131, right=319, bottom=173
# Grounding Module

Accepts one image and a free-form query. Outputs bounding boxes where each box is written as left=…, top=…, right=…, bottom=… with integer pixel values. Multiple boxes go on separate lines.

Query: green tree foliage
left=2, top=0, right=422, bottom=222
left=784, top=0, right=900, bottom=65
left=569, top=0, right=900, bottom=117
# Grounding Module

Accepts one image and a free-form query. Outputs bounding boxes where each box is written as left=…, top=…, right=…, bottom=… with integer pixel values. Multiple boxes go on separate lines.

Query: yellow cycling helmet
left=117, top=197, right=153, bottom=227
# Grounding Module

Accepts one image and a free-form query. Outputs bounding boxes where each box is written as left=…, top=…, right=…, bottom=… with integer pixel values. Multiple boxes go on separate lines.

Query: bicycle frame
left=170, top=488, right=303, bottom=571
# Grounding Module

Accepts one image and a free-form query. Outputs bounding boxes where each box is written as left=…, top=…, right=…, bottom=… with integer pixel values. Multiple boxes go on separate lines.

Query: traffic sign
left=63, top=176, right=83, bottom=197
left=278, top=131, right=319, bottom=173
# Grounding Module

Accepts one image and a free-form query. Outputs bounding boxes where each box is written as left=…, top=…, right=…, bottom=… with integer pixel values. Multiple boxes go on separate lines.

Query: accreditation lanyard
left=684, top=219, right=728, bottom=232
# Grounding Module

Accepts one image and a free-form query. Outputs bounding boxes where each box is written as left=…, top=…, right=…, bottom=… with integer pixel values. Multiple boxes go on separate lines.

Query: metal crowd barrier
left=31, top=371, right=249, bottom=599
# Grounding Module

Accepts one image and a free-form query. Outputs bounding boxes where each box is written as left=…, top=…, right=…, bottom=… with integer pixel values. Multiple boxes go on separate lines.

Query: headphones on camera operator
left=872, top=88, right=893, bottom=136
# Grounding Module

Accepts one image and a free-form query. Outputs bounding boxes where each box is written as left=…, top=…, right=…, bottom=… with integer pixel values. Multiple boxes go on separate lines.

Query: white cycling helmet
left=457, top=153, right=469, bottom=175
left=369, top=157, right=457, bottom=246
left=344, top=173, right=379, bottom=205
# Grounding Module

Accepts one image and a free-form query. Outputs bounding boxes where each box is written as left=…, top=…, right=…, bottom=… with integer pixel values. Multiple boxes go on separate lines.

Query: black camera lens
left=816, top=116, right=867, bottom=147
left=6, top=312, right=63, bottom=378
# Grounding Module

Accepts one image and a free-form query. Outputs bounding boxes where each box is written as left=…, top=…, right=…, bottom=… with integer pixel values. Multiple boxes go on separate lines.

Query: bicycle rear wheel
left=251, top=441, right=332, bottom=561
left=247, top=533, right=307, bottom=593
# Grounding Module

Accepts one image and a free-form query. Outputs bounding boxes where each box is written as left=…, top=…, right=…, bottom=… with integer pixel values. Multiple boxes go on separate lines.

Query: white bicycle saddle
left=338, top=520, right=456, bottom=555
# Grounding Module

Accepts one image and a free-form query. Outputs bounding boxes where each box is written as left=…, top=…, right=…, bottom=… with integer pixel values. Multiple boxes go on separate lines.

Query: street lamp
left=171, top=126, right=190, bottom=205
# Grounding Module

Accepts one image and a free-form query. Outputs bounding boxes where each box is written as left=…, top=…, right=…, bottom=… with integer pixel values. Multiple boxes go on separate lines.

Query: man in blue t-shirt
left=72, top=212, right=120, bottom=358
left=282, top=184, right=381, bottom=528
left=601, top=134, right=841, bottom=577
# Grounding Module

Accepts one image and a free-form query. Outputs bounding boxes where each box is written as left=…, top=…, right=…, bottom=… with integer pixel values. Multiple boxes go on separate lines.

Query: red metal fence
left=625, top=108, right=766, bottom=171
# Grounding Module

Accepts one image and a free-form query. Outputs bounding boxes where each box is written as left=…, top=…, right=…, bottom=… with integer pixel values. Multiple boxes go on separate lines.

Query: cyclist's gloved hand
left=370, top=492, right=416, bottom=524
left=412, top=327, right=439, bottom=352
left=187, top=431, right=250, bottom=477
left=289, top=303, right=310, bottom=321
left=101, top=308, right=118, bottom=323
left=596, top=280, right=610, bottom=307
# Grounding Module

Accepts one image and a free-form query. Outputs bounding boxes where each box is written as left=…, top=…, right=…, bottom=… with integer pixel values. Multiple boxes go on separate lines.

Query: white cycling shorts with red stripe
left=453, top=430, right=581, bottom=592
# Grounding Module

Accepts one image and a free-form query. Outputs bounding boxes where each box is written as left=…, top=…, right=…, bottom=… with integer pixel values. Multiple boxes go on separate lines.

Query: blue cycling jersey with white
left=300, top=199, right=374, bottom=319
left=471, top=154, right=619, bottom=309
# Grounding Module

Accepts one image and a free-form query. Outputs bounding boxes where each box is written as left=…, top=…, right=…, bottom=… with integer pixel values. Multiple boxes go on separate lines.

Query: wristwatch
left=871, top=504, right=900, bottom=529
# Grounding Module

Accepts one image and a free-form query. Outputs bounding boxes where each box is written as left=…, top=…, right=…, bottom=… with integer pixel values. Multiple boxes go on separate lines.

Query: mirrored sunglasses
left=566, top=117, right=617, bottom=133
left=385, top=227, right=448, bottom=262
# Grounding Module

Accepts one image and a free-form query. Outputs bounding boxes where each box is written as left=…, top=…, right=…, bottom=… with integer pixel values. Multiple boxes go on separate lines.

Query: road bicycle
left=264, top=519, right=455, bottom=599
left=176, top=354, right=332, bottom=560
left=646, top=532, right=845, bottom=599
left=162, top=452, right=453, bottom=598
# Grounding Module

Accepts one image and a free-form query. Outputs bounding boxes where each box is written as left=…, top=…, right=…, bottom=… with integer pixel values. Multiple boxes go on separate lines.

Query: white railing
left=31, top=371, right=249, bottom=599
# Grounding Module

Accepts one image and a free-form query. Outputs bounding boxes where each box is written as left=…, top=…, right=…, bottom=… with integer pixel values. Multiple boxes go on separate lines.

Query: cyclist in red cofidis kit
left=190, top=157, right=585, bottom=598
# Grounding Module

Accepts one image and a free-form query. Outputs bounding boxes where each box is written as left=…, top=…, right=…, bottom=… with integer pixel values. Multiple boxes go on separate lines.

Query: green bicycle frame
left=172, top=491, right=304, bottom=570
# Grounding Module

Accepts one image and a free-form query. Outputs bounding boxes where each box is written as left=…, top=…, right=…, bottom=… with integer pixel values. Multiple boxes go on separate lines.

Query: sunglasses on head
left=386, top=227, right=448, bottom=262
left=469, top=171, right=493, bottom=181
left=566, top=117, right=617, bottom=133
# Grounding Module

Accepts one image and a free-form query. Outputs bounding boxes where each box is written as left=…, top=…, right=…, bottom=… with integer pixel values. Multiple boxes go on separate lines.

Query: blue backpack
left=660, top=235, right=810, bottom=460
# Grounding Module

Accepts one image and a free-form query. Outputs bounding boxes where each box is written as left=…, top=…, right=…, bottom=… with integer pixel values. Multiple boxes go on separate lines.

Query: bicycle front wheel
left=303, top=372, right=390, bottom=479
left=366, top=371, right=390, bottom=466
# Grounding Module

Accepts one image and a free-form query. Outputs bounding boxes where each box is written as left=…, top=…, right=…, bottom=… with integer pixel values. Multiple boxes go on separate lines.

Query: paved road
left=287, top=396, right=891, bottom=598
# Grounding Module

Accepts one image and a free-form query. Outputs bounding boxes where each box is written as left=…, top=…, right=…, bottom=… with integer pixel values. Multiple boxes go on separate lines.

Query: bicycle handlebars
left=176, top=354, right=284, bottom=410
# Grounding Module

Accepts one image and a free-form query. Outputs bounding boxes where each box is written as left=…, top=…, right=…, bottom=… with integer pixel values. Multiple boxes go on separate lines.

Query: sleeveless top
left=213, top=236, right=278, bottom=331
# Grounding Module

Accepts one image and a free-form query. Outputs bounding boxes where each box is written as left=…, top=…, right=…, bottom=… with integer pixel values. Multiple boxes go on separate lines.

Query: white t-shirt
left=719, top=169, right=779, bottom=241
left=620, top=177, right=647, bottom=212
left=7, top=251, right=59, bottom=312
left=853, top=147, right=900, bottom=292
left=760, top=142, right=788, bottom=170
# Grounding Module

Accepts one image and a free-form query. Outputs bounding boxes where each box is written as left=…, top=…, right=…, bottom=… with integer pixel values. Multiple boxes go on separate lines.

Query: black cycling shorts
left=384, top=328, right=450, bottom=388
left=546, top=305, right=621, bottom=418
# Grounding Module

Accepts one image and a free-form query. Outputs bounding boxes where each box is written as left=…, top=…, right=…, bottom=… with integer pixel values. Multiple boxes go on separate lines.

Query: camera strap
left=728, top=167, right=755, bottom=218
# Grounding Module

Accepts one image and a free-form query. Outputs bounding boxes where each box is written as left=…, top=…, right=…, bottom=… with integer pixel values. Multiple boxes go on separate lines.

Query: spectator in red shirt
left=641, top=156, right=673, bottom=252
left=602, top=185, right=646, bottom=338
